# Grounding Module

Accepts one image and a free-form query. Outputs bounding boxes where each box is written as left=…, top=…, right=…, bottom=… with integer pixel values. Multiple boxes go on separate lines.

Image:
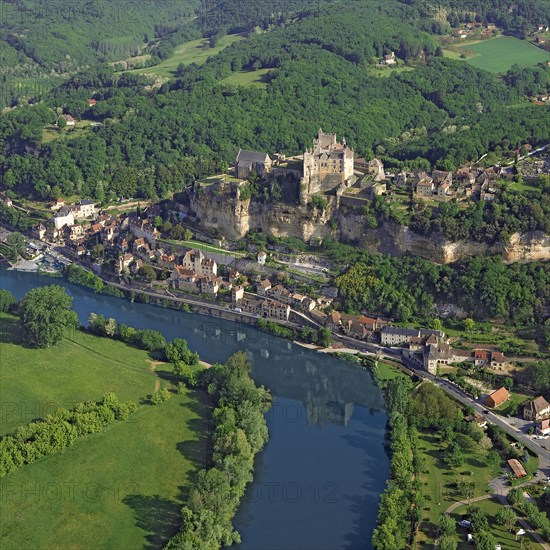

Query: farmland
left=446, top=36, right=549, bottom=73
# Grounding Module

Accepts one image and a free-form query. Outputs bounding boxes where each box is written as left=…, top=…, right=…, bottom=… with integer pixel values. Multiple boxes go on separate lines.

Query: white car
left=533, top=435, right=544, bottom=440
left=458, top=520, right=472, bottom=528
left=495, top=545, right=502, bottom=550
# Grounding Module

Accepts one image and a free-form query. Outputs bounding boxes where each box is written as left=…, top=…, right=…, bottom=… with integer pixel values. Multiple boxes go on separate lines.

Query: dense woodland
left=330, top=240, right=550, bottom=325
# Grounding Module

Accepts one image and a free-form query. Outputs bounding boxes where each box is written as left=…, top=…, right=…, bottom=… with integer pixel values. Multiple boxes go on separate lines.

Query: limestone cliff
left=187, top=187, right=550, bottom=264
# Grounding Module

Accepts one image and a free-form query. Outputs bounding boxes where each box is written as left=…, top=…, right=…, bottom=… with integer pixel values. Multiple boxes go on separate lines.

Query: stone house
left=523, top=396, right=550, bottom=421
left=182, top=249, right=217, bottom=277
left=53, top=207, right=75, bottom=230
left=381, top=326, right=420, bottom=346
left=235, top=149, right=272, bottom=180
left=257, top=279, right=272, bottom=296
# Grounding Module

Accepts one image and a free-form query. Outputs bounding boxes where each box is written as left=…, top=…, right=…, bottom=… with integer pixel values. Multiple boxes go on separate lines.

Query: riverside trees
left=167, top=351, right=271, bottom=548
left=18, top=285, right=78, bottom=347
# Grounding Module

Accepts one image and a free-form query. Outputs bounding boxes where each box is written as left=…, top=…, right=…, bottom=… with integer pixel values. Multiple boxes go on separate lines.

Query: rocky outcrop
left=189, top=184, right=334, bottom=242
left=188, top=186, right=550, bottom=264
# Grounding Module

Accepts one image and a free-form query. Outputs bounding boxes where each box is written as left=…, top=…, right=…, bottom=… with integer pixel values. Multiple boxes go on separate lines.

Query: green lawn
left=455, top=36, right=549, bottom=73
left=221, top=68, right=272, bottom=88
left=451, top=498, right=543, bottom=549
left=0, top=313, right=210, bottom=548
left=374, top=360, right=410, bottom=383
left=366, top=65, right=415, bottom=77
left=0, top=391, right=209, bottom=549
left=508, top=180, right=542, bottom=193
left=0, top=314, right=160, bottom=435
left=127, top=34, right=245, bottom=78
left=42, top=120, right=94, bottom=143
left=416, top=430, right=502, bottom=545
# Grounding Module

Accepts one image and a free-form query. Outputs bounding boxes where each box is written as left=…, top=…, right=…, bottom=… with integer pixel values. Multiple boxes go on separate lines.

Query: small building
left=367, top=158, right=385, bottom=181
left=485, top=387, right=509, bottom=409
left=257, top=250, right=267, bottom=265
left=490, top=351, right=506, bottom=370
left=381, top=51, right=396, bottom=65
left=53, top=207, right=75, bottom=230
left=1, top=193, right=13, bottom=207
left=257, top=279, right=272, bottom=296
left=536, top=418, right=550, bottom=436
left=59, top=114, right=75, bottom=127
left=50, top=197, right=65, bottom=211
left=87, top=99, right=97, bottom=107
left=523, top=396, right=550, bottom=422
left=235, top=149, right=272, bottom=180
left=507, top=458, right=527, bottom=478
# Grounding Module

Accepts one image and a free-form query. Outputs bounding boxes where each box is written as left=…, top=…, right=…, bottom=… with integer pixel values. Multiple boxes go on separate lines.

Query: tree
left=0, top=289, right=16, bottom=313
left=474, top=531, right=497, bottom=550
left=495, top=507, right=516, bottom=532
left=165, top=338, right=199, bottom=365
left=138, top=329, right=166, bottom=352
left=138, top=264, right=156, bottom=283
left=439, top=536, right=458, bottom=550
left=503, top=377, right=513, bottom=391
left=317, top=327, right=332, bottom=348
left=183, top=228, right=193, bottom=241
left=463, top=318, right=476, bottom=333
left=469, top=505, right=489, bottom=533
left=431, top=318, right=443, bottom=332
left=6, top=232, right=25, bottom=260
left=18, top=285, right=78, bottom=347
left=438, top=514, right=456, bottom=537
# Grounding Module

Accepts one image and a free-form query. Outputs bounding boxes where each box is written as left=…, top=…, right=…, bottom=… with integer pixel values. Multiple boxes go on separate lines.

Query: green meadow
left=127, top=33, right=245, bottom=78
left=450, top=36, right=549, bottom=73
left=0, top=313, right=210, bottom=548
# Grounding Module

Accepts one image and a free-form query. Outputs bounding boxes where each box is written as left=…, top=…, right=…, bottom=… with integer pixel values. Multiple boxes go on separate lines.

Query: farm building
left=484, top=387, right=509, bottom=408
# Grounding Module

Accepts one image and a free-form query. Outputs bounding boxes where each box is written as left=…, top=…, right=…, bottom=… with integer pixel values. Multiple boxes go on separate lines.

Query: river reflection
left=0, top=268, right=389, bottom=549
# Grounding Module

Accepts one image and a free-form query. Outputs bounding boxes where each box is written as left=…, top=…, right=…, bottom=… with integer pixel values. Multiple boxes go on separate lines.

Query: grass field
left=127, top=34, right=245, bottom=78
left=0, top=314, right=161, bottom=434
left=0, top=392, right=209, bottom=549
left=221, top=68, right=272, bottom=88
left=450, top=36, right=549, bottom=73
left=416, top=429, right=502, bottom=545
left=0, top=313, right=210, bottom=548
left=42, top=120, right=94, bottom=144
left=451, top=498, right=543, bottom=549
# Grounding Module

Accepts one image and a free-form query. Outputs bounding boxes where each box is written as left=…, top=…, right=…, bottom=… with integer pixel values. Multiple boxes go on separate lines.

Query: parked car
left=458, top=520, right=472, bottom=528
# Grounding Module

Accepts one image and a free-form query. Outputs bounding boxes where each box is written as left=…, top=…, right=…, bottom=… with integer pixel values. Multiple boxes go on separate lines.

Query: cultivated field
left=448, top=36, right=549, bottom=73
left=0, top=314, right=210, bottom=548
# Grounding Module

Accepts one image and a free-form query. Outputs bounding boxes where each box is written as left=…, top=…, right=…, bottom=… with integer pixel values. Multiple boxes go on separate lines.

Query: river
left=0, top=268, right=390, bottom=550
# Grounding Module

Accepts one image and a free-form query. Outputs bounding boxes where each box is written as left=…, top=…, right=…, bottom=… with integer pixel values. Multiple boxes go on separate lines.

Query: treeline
left=509, top=488, right=550, bottom=541
left=0, top=393, right=137, bottom=478
left=331, top=240, right=550, bottom=325
left=166, top=351, right=271, bottom=548
left=430, top=0, right=550, bottom=36
left=65, top=264, right=123, bottom=297
left=372, top=377, right=416, bottom=549
left=87, top=313, right=167, bottom=353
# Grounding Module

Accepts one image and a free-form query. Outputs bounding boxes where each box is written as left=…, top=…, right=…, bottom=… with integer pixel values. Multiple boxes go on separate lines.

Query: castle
left=300, top=129, right=355, bottom=204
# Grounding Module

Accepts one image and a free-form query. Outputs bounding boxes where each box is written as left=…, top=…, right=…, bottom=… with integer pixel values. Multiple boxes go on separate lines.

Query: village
left=1, top=129, right=549, bottom=456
